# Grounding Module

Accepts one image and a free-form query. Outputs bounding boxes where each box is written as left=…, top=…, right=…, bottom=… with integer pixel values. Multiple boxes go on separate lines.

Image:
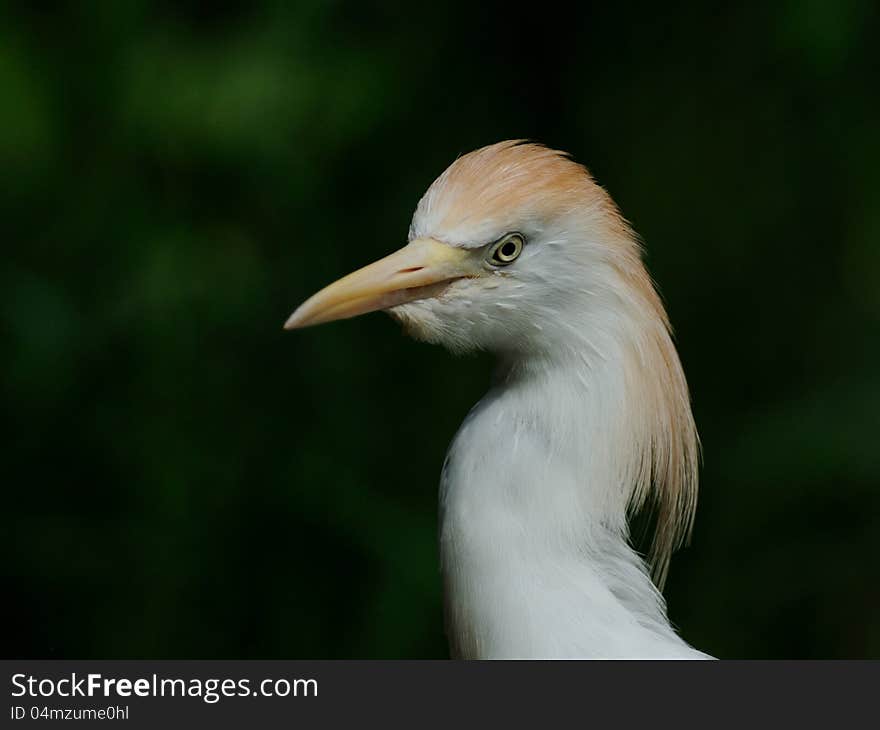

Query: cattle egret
left=285, top=141, right=708, bottom=659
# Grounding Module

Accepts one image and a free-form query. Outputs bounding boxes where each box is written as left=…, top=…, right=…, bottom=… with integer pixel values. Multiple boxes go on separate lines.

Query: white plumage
left=286, top=141, right=708, bottom=659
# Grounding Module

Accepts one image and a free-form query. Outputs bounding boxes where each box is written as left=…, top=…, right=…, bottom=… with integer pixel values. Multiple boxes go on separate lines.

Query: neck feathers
left=619, top=267, right=699, bottom=588
left=591, top=215, right=700, bottom=589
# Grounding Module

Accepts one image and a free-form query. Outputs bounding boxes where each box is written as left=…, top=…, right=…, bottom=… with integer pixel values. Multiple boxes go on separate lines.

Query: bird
left=284, top=140, right=709, bottom=659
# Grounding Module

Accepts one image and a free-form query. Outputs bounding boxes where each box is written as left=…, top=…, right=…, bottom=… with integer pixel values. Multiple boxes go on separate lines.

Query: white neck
left=439, top=344, right=706, bottom=659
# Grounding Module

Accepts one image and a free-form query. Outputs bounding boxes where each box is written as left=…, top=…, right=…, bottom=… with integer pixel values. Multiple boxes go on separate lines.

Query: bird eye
left=489, top=233, right=524, bottom=266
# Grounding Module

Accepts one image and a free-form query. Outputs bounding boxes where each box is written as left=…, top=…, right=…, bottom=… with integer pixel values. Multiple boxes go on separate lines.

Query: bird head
left=285, top=140, right=699, bottom=587
left=285, top=140, right=644, bottom=357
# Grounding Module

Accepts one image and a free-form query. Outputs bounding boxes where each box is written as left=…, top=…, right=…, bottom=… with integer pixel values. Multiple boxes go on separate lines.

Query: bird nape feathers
left=285, top=140, right=708, bottom=659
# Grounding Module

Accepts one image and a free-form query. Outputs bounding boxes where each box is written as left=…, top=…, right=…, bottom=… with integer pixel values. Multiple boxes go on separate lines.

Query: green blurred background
left=3, top=1, right=879, bottom=658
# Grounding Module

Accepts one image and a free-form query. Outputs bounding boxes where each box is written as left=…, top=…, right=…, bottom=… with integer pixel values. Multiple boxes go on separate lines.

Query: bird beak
left=284, top=238, right=477, bottom=330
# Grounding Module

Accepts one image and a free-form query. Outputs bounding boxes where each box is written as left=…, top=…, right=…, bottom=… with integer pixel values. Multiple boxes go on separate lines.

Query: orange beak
left=284, top=238, right=479, bottom=330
